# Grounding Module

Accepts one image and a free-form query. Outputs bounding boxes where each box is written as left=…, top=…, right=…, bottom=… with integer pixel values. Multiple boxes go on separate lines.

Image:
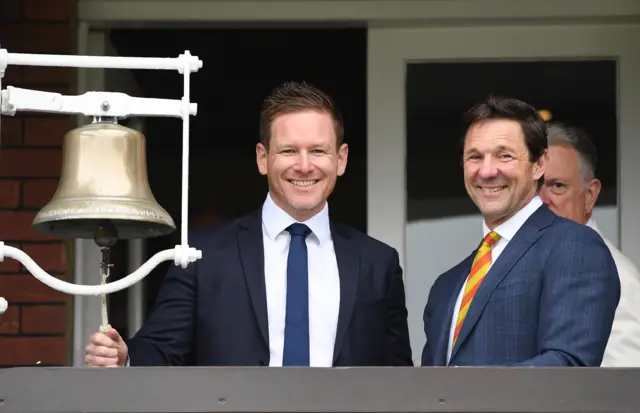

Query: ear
left=337, top=143, right=349, bottom=177
left=532, top=150, right=548, bottom=181
left=584, top=178, right=601, bottom=215
left=256, top=143, right=268, bottom=176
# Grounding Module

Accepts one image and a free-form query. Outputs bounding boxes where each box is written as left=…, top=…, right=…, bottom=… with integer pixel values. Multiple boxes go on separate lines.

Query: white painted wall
left=405, top=205, right=618, bottom=362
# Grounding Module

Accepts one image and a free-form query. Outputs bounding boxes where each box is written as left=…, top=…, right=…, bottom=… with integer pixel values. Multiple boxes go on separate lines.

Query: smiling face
left=463, top=118, right=547, bottom=229
left=256, top=110, right=348, bottom=221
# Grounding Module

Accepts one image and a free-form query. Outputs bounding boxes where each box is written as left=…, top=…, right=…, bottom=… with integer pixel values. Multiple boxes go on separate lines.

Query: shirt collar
left=586, top=217, right=602, bottom=236
left=482, top=195, right=543, bottom=242
left=261, top=192, right=331, bottom=246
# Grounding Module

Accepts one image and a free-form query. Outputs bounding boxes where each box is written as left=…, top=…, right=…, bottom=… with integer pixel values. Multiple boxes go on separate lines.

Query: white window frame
left=367, top=23, right=640, bottom=363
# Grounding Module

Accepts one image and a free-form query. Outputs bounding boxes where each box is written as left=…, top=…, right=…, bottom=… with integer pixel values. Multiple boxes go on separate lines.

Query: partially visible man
left=540, top=122, right=640, bottom=367
left=421, top=96, right=620, bottom=367
left=84, top=81, right=412, bottom=367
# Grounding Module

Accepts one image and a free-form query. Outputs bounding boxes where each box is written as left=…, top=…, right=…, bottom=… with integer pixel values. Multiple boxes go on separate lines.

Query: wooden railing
left=0, top=366, right=638, bottom=413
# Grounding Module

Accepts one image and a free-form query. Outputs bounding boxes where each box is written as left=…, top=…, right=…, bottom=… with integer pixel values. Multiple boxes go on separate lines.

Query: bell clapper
left=94, top=220, right=118, bottom=335
left=98, top=246, right=113, bottom=334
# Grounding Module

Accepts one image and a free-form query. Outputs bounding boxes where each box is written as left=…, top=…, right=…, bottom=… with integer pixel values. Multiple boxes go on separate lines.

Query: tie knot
left=483, top=231, right=500, bottom=247
left=287, top=223, right=312, bottom=238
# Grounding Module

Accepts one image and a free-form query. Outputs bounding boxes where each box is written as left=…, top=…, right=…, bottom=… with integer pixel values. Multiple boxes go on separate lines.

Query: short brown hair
left=462, top=95, right=548, bottom=162
left=259, top=81, right=344, bottom=149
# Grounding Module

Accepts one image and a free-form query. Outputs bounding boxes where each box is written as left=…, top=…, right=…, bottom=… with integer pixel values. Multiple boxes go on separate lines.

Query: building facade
left=1, top=0, right=639, bottom=367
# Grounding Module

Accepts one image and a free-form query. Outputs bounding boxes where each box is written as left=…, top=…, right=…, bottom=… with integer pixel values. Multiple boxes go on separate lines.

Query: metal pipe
left=1, top=50, right=202, bottom=72
left=127, top=239, right=146, bottom=337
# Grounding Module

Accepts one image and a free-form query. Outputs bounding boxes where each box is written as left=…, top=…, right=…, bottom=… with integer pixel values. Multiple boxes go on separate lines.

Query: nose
left=477, top=156, right=499, bottom=179
left=294, top=151, right=314, bottom=173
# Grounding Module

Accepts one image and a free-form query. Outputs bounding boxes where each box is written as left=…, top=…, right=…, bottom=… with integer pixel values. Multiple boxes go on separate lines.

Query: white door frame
left=75, top=0, right=640, bottom=367
left=367, top=23, right=640, bottom=362
left=73, top=24, right=147, bottom=366
left=78, top=0, right=639, bottom=23
left=72, top=24, right=107, bottom=367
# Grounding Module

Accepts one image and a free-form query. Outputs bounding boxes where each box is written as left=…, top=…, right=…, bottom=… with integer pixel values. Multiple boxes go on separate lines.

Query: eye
left=548, top=182, right=567, bottom=193
left=312, top=149, right=327, bottom=154
left=280, top=149, right=295, bottom=154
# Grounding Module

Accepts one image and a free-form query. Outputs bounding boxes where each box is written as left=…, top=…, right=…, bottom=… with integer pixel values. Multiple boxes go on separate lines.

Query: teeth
left=482, top=186, right=505, bottom=193
left=291, top=180, right=317, bottom=187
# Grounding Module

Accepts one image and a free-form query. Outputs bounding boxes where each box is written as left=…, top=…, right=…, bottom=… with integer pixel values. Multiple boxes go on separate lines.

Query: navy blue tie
left=282, top=223, right=312, bottom=366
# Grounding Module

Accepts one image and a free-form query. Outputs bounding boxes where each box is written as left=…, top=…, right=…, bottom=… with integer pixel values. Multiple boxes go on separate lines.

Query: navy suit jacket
left=421, top=204, right=620, bottom=367
left=127, top=209, right=413, bottom=366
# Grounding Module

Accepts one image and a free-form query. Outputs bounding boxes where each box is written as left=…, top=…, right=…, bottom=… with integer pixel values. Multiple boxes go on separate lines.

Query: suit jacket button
left=258, top=360, right=265, bottom=366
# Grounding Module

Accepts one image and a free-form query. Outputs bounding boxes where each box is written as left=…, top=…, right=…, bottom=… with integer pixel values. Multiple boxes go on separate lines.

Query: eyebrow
left=495, top=145, right=514, bottom=152
left=544, top=177, right=567, bottom=184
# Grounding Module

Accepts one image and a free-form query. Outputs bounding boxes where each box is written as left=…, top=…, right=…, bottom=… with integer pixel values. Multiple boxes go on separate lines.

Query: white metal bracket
left=0, top=87, right=198, bottom=118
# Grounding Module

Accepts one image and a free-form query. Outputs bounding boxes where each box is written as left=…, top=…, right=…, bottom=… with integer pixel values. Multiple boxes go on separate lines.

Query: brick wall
left=0, top=0, right=75, bottom=367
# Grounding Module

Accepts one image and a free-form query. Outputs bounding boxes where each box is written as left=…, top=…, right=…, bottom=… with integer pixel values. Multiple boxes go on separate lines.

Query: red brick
left=0, top=148, right=62, bottom=178
left=0, top=117, right=23, bottom=146
left=0, top=180, right=21, bottom=208
left=0, top=274, right=65, bottom=303
left=1, top=0, right=74, bottom=370
left=0, top=23, right=70, bottom=54
left=23, top=0, right=72, bottom=21
left=0, top=260, right=20, bottom=272
left=0, top=211, right=60, bottom=240
left=0, top=305, right=19, bottom=334
left=22, top=179, right=58, bottom=208
left=0, top=336, right=67, bottom=365
left=23, top=67, right=72, bottom=84
left=22, top=243, right=67, bottom=272
left=0, top=0, right=21, bottom=20
left=24, top=117, right=69, bottom=147
left=3, top=66, right=21, bottom=83
left=21, top=305, right=67, bottom=334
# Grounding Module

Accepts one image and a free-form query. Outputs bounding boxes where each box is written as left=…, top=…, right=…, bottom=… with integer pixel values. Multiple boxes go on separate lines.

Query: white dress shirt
left=587, top=218, right=640, bottom=367
left=446, top=196, right=543, bottom=363
left=261, top=193, right=341, bottom=367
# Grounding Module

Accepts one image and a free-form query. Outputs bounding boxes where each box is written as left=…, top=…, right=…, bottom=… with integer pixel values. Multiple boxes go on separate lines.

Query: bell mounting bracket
left=0, top=46, right=204, bottom=315
left=0, top=86, right=198, bottom=119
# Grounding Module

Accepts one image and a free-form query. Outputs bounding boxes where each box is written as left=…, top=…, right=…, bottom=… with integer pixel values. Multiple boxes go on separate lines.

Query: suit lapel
left=449, top=205, right=555, bottom=360
left=433, top=254, right=475, bottom=365
left=237, top=210, right=269, bottom=346
left=331, top=222, right=360, bottom=363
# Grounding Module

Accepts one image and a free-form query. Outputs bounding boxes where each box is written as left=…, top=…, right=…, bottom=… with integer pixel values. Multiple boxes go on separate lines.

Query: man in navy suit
left=421, top=96, right=620, bottom=367
left=84, top=81, right=413, bottom=367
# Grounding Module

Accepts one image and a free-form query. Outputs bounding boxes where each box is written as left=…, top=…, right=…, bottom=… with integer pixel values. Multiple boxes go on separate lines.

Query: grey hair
left=546, top=122, right=598, bottom=183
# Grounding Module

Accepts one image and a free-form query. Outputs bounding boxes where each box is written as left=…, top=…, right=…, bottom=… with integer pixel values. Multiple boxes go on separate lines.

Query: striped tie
left=452, top=231, right=501, bottom=347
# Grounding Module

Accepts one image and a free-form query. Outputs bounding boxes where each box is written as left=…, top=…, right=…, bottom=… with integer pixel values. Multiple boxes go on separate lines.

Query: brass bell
left=32, top=121, right=176, bottom=240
